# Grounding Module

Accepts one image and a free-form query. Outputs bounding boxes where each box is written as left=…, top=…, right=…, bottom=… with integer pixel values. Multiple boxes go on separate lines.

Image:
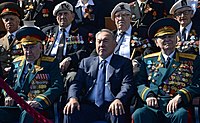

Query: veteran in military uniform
left=170, top=0, right=200, bottom=55
left=111, top=2, right=153, bottom=60
left=0, top=2, right=24, bottom=76
left=132, top=18, right=200, bottom=123
left=42, top=1, right=92, bottom=91
left=0, top=27, right=63, bottom=123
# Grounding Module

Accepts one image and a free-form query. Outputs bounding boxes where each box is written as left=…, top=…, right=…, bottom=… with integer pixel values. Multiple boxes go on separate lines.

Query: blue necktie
left=95, top=60, right=106, bottom=107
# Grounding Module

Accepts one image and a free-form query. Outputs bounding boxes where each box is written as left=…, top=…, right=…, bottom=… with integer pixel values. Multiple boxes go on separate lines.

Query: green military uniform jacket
left=5, top=55, right=63, bottom=109
left=137, top=50, right=200, bottom=110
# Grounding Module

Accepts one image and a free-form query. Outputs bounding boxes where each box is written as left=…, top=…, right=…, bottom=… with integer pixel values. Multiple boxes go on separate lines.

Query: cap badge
left=119, top=5, right=125, bottom=10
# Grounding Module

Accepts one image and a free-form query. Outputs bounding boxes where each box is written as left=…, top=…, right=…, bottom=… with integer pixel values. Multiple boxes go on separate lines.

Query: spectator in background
left=42, top=1, right=93, bottom=114
left=0, top=2, right=24, bottom=77
left=129, top=0, right=165, bottom=33
left=170, top=0, right=200, bottom=55
left=74, top=0, right=105, bottom=37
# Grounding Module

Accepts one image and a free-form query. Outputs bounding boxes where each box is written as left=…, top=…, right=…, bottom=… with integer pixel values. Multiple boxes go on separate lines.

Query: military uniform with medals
left=132, top=18, right=200, bottom=123
left=0, top=27, right=63, bottom=123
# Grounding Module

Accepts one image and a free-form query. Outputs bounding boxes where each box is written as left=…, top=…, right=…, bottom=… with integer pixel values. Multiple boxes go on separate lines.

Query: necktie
left=56, top=28, right=66, bottom=62
left=140, top=3, right=145, bottom=15
left=165, top=57, right=171, bottom=68
left=8, top=34, right=13, bottom=44
left=181, top=28, right=187, bottom=41
left=22, top=63, right=33, bottom=84
left=95, top=60, right=106, bottom=107
left=114, top=32, right=125, bottom=54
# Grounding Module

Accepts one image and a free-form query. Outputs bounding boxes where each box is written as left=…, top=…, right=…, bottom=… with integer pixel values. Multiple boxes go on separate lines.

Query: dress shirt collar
left=99, top=54, right=113, bottom=64
left=137, top=0, right=148, bottom=6
left=117, top=25, right=132, bottom=36
left=162, top=50, right=175, bottom=62
left=7, top=30, right=17, bottom=38
left=75, top=0, right=94, bottom=8
left=59, top=24, right=71, bottom=34
left=180, top=22, right=192, bottom=35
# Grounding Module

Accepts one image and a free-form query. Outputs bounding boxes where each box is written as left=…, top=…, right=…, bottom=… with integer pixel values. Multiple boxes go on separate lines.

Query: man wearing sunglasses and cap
left=132, top=18, right=200, bottom=123
left=0, top=27, right=63, bottom=123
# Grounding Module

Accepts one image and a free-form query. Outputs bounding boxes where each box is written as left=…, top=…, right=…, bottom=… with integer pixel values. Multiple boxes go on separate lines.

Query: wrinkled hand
left=59, top=57, right=71, bottom=72
left=26, top=101, right=41, bottom=109
left=63, top=98, right=80, bottom=115
left=108, top=99, right=125, bottom=116
left=5, top=96, right=15, bottom=106
left=146, top=97, right=159, bottom=108
left=167, top=94, right=182, bottom=113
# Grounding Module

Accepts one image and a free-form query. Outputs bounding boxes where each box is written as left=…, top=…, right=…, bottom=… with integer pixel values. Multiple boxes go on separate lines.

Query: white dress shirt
left=75, top=0, right=94, bottom=16
left=50, top=25, right=71, bottom=56
left=117, top=25, right=132, bottom=59
left=180, top=22, right=192, bottom=41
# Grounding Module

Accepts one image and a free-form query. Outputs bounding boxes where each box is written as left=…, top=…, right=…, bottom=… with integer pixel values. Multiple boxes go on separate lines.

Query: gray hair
left=95, top=29, right=116, bottom=40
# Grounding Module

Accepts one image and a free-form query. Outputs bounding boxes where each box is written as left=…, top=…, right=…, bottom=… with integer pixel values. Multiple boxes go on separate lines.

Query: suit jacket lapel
left=46, top=26, right=59, bottom=55
left=75, top=6, right=83, bottom=23
left=133, top=2, right=141, bottom=20
left=106, top=55, right=115, bottom=82
left=90, top=57, right=99, bottom=80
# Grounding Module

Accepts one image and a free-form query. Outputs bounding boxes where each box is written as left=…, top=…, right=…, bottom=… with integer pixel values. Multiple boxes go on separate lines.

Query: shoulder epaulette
left=13, top=56, right=25, bottom=62
left=179, top=52, right=197, bottom=60
left=41, top=56, right=55, bottom=62
left=144, top=52, right=160, bottom=59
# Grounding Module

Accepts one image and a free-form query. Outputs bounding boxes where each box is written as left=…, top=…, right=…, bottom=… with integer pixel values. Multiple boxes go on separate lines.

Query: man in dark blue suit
left=63, top=29, right=135, bottom=123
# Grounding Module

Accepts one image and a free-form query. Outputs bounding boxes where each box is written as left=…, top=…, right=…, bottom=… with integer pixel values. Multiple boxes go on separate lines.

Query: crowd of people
left=0, top=0, right=200, bottom=123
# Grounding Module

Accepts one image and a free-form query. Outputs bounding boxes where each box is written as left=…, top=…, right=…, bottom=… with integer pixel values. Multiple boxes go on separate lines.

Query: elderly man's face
left=174, top=7, right=193, bottom=27
left=155, top=34, right=177, bottom=53
left=56, top=10, right=75, bottom=28
left=2, top=14, right=20, bottom=33
left=114, top=10, right=132, bottom=32
left=22, top=43, right=42, bottom=62
left=96, top=31, right=116, bottom=59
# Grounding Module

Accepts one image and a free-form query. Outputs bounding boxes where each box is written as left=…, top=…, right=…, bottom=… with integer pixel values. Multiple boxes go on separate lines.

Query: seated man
left=132, top=18, right=200, bottom=123
left=170, top=0, right=200, bottom=55
left=0, top=27, right=63, bottom=123
left=63, top=29, right=135, bottom=123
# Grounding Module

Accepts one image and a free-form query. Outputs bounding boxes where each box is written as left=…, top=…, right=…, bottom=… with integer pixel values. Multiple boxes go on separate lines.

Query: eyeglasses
left=115, top=13, right=131, bottom=19
left=174, top=10, right=193, bottom=17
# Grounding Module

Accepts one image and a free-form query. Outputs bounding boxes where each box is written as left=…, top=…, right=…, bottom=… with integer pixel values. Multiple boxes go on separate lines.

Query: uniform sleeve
left=136, top=59, right=154, bottom=101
